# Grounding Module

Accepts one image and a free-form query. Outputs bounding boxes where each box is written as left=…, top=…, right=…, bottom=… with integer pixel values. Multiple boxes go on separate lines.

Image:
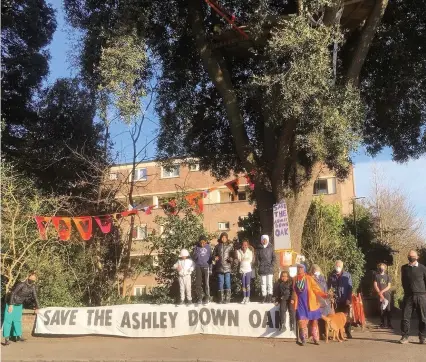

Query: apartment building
left=108, top=159, right=355, bottom=296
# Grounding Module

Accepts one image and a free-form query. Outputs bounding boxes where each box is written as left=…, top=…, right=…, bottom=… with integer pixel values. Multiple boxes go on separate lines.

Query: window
left=237, top=192, right=247, bottom=201
left=218, top=222, right=230, bottom=230
left=132, top=168, right=147, bottom=182
left=134, top=285, right=147, bottom=296
left=189, top=163, right=199, bottom=172
left=313, top=177, right=337, bottom=195
left=109, top=172, right=118, bottom=180
left=161, top=165, right=180, bottom=178
left=132, top=225, right=147, bottom=240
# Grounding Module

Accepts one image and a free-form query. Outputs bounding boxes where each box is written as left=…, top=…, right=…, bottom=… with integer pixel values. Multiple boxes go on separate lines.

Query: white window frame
left=161, top=165, right=180, bottom=179
left=133, top=225, right=147, bottom=240
left=131, top=168, right=147, bottom=182
left=239, top=216, right=248, bottom=231
left=109, top=172, right=118, bottom=180
left=313, top=177, right=337, bottom=195
left=189, top=163, right=200, bottom=172
left=134, top=285, right=147, bottom=297
left=218, top=222, right=230, bottom=231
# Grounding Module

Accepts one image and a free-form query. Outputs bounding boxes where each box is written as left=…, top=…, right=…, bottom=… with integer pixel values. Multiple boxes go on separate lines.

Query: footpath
left=2, top=322, right=425, bottom=362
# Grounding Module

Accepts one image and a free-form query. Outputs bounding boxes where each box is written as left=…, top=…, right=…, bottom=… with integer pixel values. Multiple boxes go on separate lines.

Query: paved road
left=2, top=326, right=425, bottom=362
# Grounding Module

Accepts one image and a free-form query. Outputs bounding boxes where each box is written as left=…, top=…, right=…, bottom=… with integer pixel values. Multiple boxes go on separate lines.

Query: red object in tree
left=205, top=0, right=249, bottom=39
left=34, top=216, right=51, bottom=240
left=94, top=215, right=113, bottom=234
left=73, top=216, right=93, bottom=241
left=144, top=205, right=155, bottom=215
left=225, top=178, right=240, bottom=195
left=52, top=217, right=72, bottom=241
left=121, top=209, right=138, bottom=217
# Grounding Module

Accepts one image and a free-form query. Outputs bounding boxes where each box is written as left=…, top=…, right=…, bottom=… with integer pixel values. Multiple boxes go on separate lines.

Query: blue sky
left=47, top=1, right=426, bottom=222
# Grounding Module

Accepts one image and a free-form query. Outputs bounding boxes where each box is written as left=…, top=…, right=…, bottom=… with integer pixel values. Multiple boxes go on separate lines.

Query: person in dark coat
left=274, top=271, right=295, bottom=332
left=328, top=260, right=353, bottom=339
left=192, top=235, right=212, bottom=304
left=256, top=235, right=276, bottom=303
left=399, top=250, right=426, bottom=344
left=3, top=271, right=40, bottom=346
left=213, top=232, right=234, bottom=303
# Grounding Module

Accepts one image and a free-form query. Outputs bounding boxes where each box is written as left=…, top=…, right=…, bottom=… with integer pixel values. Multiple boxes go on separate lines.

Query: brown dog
left=321, top=312, right=347, bottom=342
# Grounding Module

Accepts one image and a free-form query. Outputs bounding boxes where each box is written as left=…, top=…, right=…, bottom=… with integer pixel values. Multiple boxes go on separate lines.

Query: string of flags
left=34, top=174, right=255, bottom=241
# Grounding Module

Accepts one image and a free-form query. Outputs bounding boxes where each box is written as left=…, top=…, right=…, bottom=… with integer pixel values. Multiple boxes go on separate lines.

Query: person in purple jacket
left=192, top=235, right=212, bottom=305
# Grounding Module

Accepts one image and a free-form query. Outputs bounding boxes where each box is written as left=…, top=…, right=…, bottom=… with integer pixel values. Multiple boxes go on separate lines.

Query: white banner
left=35, top=303, right=296, bottom=339
left=273, top=201, right=291, bottom=250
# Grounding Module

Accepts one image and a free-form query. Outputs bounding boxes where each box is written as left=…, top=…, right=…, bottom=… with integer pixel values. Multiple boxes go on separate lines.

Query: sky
left=47, top=1, right=426, bottom=223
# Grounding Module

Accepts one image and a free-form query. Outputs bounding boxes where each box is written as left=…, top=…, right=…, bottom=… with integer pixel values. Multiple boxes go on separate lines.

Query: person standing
left=256, top=235, right=276, bottom=303
left=294, top=264, right=328, bottom=345
left=310, top=264, right=331, bottom=339
left=328, top=260, right=353, bottom=338
left=173, top=249, right=194, bottom=305
left=3, top=271, right=40, bottom=346
left=213, top=232, right=234, bottom=304
left=192, top=235, right=212, bottom=305
left=373, top=263, right=392, bottom=329
left=236, top=239, right=254, bottom=304
left=274, top=271, right=295, bottom=332
left=399, top=250, right=426, bottom=344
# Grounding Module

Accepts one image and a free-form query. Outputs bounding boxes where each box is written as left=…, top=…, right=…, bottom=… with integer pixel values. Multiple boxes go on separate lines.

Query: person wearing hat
left=192, top=235, right=212, bottom=304
left=293, top=264, right=328, bottom=345
left=173, top=249, right=194, bottom=305
left=256, top=235, right=276, bottom=303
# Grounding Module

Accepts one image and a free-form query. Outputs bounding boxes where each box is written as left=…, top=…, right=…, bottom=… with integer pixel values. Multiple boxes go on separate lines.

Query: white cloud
left=354, top=157, right=426, bottom=223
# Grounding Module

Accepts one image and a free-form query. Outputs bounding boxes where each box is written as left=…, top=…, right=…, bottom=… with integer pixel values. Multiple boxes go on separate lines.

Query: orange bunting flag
left=52, top=217, right=72, bottom=241
left=94, top=215, right=113, bottom=234
left=73, top=216, right=93, bottom=241
left=34, top=216, right=51, bottom=240
left=225, top=178, right=239, bottom=195
left=185, top=192, right=204, bottom=214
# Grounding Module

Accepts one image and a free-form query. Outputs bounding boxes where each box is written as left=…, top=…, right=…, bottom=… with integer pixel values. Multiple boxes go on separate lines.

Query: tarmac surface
left=2, top=322, right=425, bottom=362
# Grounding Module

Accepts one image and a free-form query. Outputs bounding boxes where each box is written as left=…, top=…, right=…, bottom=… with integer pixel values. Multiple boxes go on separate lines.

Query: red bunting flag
left=52, top=217, right=72, bottom=241
left=143, top=205, right=155, bottom=215
left=245, top=174, right=255, bottom=191
left=34, top=216, right=51, bottom=240
left=121, top=209, right=138, bottom=217
left=225, top=178, right=239, bottom=195
left=73, top=216, right=93, bottom=241
left=93, top=215, right=113, bottom=234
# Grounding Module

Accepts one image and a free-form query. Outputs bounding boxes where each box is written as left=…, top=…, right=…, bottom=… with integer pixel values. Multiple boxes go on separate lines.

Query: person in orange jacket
left=293, top=264, right=329, bottom=345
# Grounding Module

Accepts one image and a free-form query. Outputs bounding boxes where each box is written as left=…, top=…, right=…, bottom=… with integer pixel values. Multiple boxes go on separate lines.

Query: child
left=213, top=232, right=233, bottom=303
left=274, top=271, right=295, bottom=332
left=374, top=263, right=392, bottom=329
left=192, top=235, right=212, bottom=304
left=236, top=240, right=254, bottom=304
left=173, top=249, right=194, bottom=305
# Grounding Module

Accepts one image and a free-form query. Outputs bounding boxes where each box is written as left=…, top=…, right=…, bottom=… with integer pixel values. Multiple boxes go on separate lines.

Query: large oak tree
left=65, top=0, right=425, bottom=250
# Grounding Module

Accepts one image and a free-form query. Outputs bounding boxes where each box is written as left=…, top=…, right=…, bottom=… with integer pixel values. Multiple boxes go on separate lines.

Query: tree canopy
left=64, top=0, right=425, bottom=249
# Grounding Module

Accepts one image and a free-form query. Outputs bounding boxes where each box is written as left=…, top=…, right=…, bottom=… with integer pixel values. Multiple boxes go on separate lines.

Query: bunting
left=52, top=217, right=72, bottom=241
left=34, top=216, right=51, bottom=240
left=34, top=178, right=251, bottom=241
left=93, top=215, right=113, bottom=234
left=225, top=178, right=240, bottom=195
left=73, top=216, right=93, bottom=241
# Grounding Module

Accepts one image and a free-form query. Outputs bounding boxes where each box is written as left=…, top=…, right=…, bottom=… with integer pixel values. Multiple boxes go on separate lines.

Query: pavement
left=2, top=323, right=425, bottom=362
